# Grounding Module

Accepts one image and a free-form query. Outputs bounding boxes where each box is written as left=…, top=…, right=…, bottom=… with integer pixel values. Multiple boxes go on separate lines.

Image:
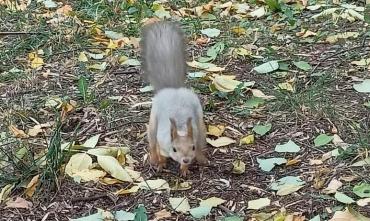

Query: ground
left=0, top=0, right=369, bottom=220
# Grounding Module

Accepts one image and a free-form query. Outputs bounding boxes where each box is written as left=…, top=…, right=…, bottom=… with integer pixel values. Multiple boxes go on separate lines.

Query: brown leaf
left=9, top=125, right=28, bottom=138
left=154, top=209, right=172, bottom=220
left=25, top=174, right=40, bottom=198
left=5, top=197, right=32, bottom=209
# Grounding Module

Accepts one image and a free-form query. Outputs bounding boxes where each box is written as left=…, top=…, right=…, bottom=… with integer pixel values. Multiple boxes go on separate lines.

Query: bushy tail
left=140, top=21, right=187, bottom=91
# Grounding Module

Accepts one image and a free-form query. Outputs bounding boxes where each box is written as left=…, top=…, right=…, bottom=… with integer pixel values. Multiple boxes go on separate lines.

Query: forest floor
left=0, top=0, right=369, bottom=220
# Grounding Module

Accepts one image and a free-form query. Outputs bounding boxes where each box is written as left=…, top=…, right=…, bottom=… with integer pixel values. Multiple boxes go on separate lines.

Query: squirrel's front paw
left=180, top=164, right=189, bottom=177
left=195, top=152, right=209, bottom=165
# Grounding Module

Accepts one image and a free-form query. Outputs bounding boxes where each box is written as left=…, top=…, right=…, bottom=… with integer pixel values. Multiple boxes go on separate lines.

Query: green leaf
left=78, top=76, right=88, bottom=103
left=257, top=158, right=287, bottom=172
left=82, top=134, right=101, bottom=148
left=334, top=192, right=355, bottom=204
left=353, top=79, right=370, bottom=93
left=253, top=60, right=279, bottom=74
left=201, top=28, right=221, bottom=38
left=293, top=61, right=312, bottom=71
left=270, top=176, right=305, bottom=191
left=105, top=30, right=124, bottom=40
left=353, top=183, right=370, bottom=198
left=245, top=97, right=265, bottom=108
left=247, top=197, right=271, bottom=210
left=189, top=206, right=212, bottom=219
left=252, top=123, right=272, bottom=136
left=134, top=204, right=148, bottom=221
left=206, top=42, right=225, bottom=60
left=115, top=211, right=135, bottom=221
left=275, top=140, right=301, bottom=153
left=309, top=215, right=321, bottom=221
left=314, top=134, right=334, bottom=147
left=221, top=216, right=244, bottom=221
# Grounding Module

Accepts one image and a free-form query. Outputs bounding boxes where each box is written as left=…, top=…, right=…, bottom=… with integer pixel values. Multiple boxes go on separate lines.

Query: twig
left=71, top=194, right=108, bottom=203
left=112, top=69, right=139, bottom=75
left=310, top=44, right=370, bottom=74
left=218, top=205, right=234, bottom=215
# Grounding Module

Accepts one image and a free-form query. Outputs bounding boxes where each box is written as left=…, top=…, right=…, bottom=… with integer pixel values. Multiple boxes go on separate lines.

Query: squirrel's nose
left=182, top=158, right=190, bottom=164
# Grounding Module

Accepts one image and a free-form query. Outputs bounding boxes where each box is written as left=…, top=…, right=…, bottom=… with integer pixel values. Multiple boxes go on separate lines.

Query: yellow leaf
left=249, top=6, right=265, bottom=18
left=73, top=169, right=107, bottom=182
left=234, top=48, right=252, bottom=56
left=232, top=160, right=246, bottom=174
left=97, top=155, right=133, bottom=182
left=115, top=185, right=139, bottom=195
left=278, top=82, right=294, bottom=92
left=78, top=52, right=88, bottom=62
left=65, top=153, right=93, bottom=177
left=171, top=181, right=192, bottom=191
left=9, top=125, right=28, bottom=138
left=326, top=32, right=359, bottom=44
left=0, top=184, right=15, bottom=203
left=231, top=26, right=246, bottom=35
left=351, top=58, right=370, bottom=66
left=206, top=137, right=236, bottom=147
left=25, top=174, right=40, bottom=198
left=251, top=89, right=275, bottom=100
left=30, top=56, right=44, bottom=69
left=56, top=4, right=73, bottom=15
left=100, top=177, right=122, bottom=185
left=212, top=74, right=243, bottom=92
left=207, top=125, right=225, bottom=137
left=199, top=197, right=226, bottom=208
left=240, top=134, right=254, bottom=145
left=107, top=39, right=118, bottom=49
left=286, top=158, right=300, bottom=166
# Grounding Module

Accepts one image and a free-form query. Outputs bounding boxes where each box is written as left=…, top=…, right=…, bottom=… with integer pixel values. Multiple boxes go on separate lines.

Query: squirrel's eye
left=192, top=146, right=195, bottom=151
left=173, top=148, right=177, bottom=152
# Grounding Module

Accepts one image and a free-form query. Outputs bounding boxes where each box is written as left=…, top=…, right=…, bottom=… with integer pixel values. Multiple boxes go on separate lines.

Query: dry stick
left=310, top=44, right=370, bottom=75
left=112, top=69, right=139, bottom=75
left=71, top=194, right=108, bottom=203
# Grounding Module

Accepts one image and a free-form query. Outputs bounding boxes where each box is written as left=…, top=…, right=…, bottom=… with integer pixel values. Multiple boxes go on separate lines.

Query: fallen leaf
left=247, top=197, right=270, bottom=210
left=351, top=157, right=370, bottom=167
left=78, top=52, right=88, bottom=62
left=326, top=32, right=359, bottom=44
left=293, top=61, right=312, bottom=71
left=251, top=89, right=275, bottom=100
left=296, top=29, right=317, bottom=38
left=278, top=81, right=294, bottom=92
left=240, top=134, right=254, bottom=145
left=0, top=184, right=14, bottom=203
left=257, top=157, right=287, bottom=172
left=73, top=169, right=107, bottom=183
left=171, top=181, right=192, bottom=191
left=249, top=6, right=265, bottom=18
left=323, top=178, right=343, bottom=194
left=314, top=134, right=334, bottom=147
left=105, top=30, right=124, bottom=40
left=134, top=204, right=148, bottom=221
left=189, top=206, right=212, bottom=219
left=277, top=184, right=304, bottom=196
left=199, top=197, right=226, bottom=208
left=353, top=79, right=370, bottom=93
left=232, top=160, right=245, bottom=174
left=335, top=192, right=355, bottom=204
left=97, top=155, right=133, bottom=182
left=122, top=59, right=140, bottom=66
left=9, top=125, right=28, bottom=138
left=353, top=183, right=370, bottom=198
left=200, top=28, right=220, bottom=38
left=206, top=137, right=236, bottom=147
left=207, top=125, right=225, bottom=137
left=5, top=197, right=32, bottom=209
left=350, top=58, right=370, bottom=66
left=275, top=140, right=301, bottom=153
left=87, top=62, right=107, bottom=71
left=211, top=74, right=247, bottom=92
left=65, top=153, right=93, bottom=177
left=270, top=176, right=305, bottom=196
left=138, top=179, right=170, bottom=190
left=82, top=134, right=101, bottom=148
left=329, top=207, right=370, bottom=221
left=25, top=174, right=40, bottom=198
left=252, top=123, right=272, bottom=136
left=188, top=71, right=206, bottom=78
left=357, top=198, right=370, bottom=207
left=115, top=185, right=140, bottom=195
left=169, top=197, right=190, bottom=213
left=253, top=60, right=279, bottom=74
left=154, top=209, right=172, bottom=220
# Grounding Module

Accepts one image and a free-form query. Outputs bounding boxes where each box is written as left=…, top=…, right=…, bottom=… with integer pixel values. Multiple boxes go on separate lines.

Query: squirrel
left=140, top=21, right=208, bottom=177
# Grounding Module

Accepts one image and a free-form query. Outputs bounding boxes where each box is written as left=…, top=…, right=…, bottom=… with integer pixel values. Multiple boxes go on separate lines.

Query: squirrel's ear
left=187, top=117, right=193, bottom=139
left=170, top=118, right=177, bottom=141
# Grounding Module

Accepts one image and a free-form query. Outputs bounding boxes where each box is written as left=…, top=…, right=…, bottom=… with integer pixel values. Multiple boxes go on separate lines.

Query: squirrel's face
left=170, top=135, right=195, bottom=165
left=169, top=117, right=196, bottom=165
